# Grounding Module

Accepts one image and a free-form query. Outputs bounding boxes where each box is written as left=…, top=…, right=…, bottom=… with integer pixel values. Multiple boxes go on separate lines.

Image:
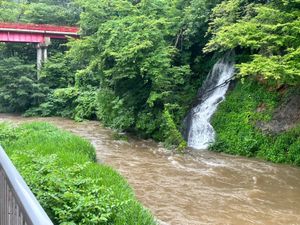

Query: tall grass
left=0, top=122, right=156, bottom=225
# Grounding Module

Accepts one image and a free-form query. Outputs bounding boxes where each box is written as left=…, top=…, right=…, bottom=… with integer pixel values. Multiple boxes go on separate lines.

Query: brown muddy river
left=1, top=114, right=300, bottom=225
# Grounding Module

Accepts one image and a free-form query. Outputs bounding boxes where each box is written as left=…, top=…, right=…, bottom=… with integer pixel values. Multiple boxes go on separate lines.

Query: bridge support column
left=43, top=47, right=48, bottom=62
left=37, top=45, right=43, bottom=72
left=37, top=44, right=48, bottom=79
left=36, top=38, right=51, bottom=76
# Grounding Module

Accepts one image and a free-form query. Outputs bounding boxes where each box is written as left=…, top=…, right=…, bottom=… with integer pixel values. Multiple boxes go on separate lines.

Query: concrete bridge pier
left=36, top=45, right=43, bottom=72
left=36, top=44, right=49, bottom=71
left=36, top=38, right=51, bottom=74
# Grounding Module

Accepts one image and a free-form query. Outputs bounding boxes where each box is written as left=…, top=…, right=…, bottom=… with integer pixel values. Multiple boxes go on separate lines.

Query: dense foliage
left=0, top=0, right=77, bottom=112
left=64, top=0, right=198, bottom=148
left=0, top=0, right=79, bottom=25
left=0, top=0, right=222, bottom=149
left=0, top=57, right=47, bottom=112
left=2, top=1, right=300, bottom=224
left=0, top=0, right=299, bottom=152
left=0, top=122, right=156, bottom=225
left=205, top=0, right=300, bottom=84
left=204, top=0, right=300, bottom=164
left=211, top=80, right=300, bottom=165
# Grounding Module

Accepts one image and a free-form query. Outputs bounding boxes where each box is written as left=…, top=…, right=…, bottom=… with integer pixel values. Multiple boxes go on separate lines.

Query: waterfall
left=187, top=55, right=234, bottom=149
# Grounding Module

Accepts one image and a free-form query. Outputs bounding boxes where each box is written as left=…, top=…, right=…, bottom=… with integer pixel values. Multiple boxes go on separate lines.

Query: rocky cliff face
left=257, top=94, right=300, bottom=134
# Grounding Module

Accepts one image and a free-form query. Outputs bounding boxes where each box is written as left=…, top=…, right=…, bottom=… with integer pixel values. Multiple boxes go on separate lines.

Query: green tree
left=0, top=0, right=26, bottom=22
left=66, top=0, right=192, bottom=146
left=205, top=0, right=300, bottom=84
left=0, top=57, right=47, bottom=112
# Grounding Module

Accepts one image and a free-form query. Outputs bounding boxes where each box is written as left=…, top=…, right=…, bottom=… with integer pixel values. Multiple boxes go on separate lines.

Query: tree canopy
left=205, top=0, right=300, bottom=84
left=0, top=0, right=299, bottom=148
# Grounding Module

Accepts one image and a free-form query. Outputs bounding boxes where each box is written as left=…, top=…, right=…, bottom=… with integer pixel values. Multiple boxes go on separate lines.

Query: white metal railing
left=0, top=146, right=54, bottom=225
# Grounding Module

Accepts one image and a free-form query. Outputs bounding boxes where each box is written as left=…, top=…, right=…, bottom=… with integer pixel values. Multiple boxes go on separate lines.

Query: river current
left=1, top=114, right=300, bottom=225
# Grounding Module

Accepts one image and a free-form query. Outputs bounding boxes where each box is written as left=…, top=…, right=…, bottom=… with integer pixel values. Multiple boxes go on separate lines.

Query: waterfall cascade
left=187, top=56, right=235, bottom=149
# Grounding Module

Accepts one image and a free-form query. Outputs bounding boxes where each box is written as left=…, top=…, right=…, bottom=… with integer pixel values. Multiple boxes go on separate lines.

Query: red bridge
left=0, top=22, right=79, bottom=71
left=0, top=22, right=79, bottom=43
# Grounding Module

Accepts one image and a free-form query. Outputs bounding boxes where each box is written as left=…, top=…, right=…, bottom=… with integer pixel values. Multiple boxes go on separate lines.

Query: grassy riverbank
left=211, top=80, right=300, bottom=166
left=0, top=122, right=156, bottom=225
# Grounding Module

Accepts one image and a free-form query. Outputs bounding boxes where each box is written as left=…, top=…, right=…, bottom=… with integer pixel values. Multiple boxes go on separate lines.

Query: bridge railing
left=0, top=146, right=53, bottom=225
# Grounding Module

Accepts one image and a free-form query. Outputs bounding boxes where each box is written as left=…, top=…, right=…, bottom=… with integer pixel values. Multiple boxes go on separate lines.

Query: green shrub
left=74, top=90, right=98, bottom=121
left=161, top=109, right=187, bottom=151
left=287, top=139, right=300, bottom=165
left=211, top=79, right=300, bottom=166
left=24, top=88, right=78, bottom=118
left=96, top=89, right=135, bottom=131
left=25, top=88, right=98, bottom=122
left=0, top=57, right=47, bottom=113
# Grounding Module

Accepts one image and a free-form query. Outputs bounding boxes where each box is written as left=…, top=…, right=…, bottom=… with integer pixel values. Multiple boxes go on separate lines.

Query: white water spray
left=188, top=56, right=234, bottom=149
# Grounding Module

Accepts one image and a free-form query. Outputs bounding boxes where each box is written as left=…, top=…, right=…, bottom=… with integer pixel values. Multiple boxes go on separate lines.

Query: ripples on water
left=1, top=114, right=300, bottom=225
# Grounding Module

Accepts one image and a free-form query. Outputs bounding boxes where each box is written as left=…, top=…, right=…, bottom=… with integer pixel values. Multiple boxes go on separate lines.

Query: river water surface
left=1, top=114, right=300, bottom=225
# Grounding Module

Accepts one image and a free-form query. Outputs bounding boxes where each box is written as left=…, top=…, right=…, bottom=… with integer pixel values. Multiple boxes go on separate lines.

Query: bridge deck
left=0, top=22, right=79, bottom=34
left=0, top=22, right=79, bottom=43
